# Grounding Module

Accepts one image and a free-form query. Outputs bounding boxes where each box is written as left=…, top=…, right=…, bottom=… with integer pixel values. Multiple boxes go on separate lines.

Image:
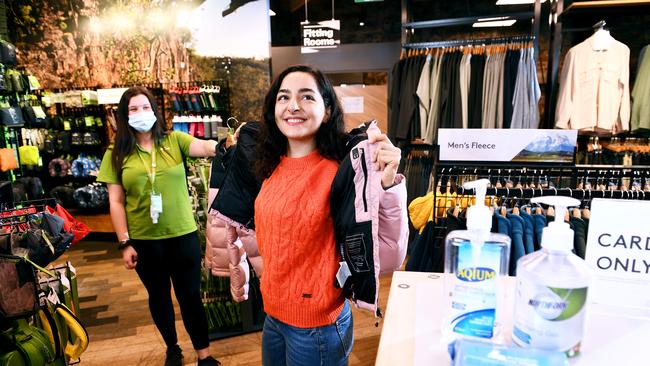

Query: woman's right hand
left=122, top=246, right=138, bottom=269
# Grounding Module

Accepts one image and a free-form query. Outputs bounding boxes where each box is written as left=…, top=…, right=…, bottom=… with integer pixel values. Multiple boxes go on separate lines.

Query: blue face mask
left=128, top=111, right=157, bottom=132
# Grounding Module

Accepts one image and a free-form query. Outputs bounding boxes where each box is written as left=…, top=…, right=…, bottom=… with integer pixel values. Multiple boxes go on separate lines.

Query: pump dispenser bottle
left=512, top=196, right=592, bottom=357
left=443, top=179, right=511, bottom=344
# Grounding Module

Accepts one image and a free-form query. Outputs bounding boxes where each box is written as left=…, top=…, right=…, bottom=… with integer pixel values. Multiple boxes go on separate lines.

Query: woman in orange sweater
left=253, top=65, right=407, bottom=365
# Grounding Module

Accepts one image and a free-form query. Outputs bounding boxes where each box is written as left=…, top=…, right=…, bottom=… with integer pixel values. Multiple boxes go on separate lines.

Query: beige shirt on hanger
left=555, top=33, right=630, bottom=134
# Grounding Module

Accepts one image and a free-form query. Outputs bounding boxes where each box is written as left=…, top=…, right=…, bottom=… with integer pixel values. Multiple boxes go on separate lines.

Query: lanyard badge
left=137, top=145, right=163, bottom=224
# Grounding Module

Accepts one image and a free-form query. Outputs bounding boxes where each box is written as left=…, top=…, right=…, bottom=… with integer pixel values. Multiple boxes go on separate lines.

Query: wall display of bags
left=71, top=183, right=108, bottom=210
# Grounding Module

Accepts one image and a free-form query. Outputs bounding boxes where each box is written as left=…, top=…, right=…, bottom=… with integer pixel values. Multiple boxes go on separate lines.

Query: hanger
left=226, top=117, right=239, bottom=134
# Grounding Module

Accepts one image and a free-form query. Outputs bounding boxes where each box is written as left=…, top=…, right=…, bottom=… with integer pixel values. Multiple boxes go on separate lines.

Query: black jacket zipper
left=360, top=148, right=369, bottom=212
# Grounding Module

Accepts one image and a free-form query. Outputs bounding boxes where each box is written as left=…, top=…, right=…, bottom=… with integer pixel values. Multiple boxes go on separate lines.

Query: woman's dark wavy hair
left=254, top=65, right=348, bottom=179
left=111, top=86, right=168, bottom=174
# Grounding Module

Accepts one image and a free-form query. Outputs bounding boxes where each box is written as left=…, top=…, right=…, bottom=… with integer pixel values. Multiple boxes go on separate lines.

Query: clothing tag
left=336, top=261, right=352, bottom=288
left=47, top=289, right=61, bottom=305
left=150, top=193, right=163, bottom=224
left=58, top=270, right=71, bottom=290
left=67, top=261, right=76, bottom=275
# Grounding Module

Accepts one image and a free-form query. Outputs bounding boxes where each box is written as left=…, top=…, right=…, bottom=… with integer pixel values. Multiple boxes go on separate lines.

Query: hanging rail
left=403, top=35, right=536, bottom=50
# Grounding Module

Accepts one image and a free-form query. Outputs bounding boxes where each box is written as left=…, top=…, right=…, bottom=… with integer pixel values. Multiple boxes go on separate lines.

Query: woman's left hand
left=369, top=133, right=401, bottom=189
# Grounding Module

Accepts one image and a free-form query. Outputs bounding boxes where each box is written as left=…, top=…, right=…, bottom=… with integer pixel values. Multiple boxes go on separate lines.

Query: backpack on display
left=50, top=185, right=76, bottom=209
left=18, top=145, right=39, bottom=166
left=0, top=106, right=25, bottom=127
left=0, top=148, right=18, bottom=172
left=0, top=319, right=57, bottom=366
left=0, top=66, right=7, bottom=92
left=0, top=255, right=37, bottom=319
left=55, top=132, right=71, bottom=152
left=23, top=104, right=49, bottom=129
left=0, top=39, right=17, bottom=66
left=6, top=70, right=26, bottom=93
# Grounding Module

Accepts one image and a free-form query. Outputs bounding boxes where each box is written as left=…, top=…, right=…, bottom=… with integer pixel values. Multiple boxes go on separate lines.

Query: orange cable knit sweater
left=254, top=150, right=344, bottom=328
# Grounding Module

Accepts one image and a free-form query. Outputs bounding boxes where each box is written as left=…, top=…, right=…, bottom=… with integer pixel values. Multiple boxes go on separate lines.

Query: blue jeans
left=262, top=301, right=354, bottom=366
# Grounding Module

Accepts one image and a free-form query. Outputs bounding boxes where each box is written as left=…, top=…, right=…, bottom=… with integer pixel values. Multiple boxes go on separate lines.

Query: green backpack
left=0, top=319, right=58, bottom=366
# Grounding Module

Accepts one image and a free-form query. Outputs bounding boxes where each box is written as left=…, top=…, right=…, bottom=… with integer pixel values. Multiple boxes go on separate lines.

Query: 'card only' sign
left=585, top=198, right=650, bottom=311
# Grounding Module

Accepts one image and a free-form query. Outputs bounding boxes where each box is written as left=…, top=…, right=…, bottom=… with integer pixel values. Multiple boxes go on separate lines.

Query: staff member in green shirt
left=97, top=87, right=221, bottom=366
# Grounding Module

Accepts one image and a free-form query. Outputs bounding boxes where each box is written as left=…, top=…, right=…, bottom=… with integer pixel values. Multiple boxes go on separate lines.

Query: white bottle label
left=513, top=278, right=588, bottom=356
left=449, top=242, right=502, bottom=339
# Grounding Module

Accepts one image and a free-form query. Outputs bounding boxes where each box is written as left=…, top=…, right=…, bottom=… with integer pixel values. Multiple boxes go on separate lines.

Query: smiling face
left=274, top=71, right=330, bottom=156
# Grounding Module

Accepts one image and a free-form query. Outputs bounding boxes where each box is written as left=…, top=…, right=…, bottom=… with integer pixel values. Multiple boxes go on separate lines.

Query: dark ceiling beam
left=289, top=0, right=304, bottom=13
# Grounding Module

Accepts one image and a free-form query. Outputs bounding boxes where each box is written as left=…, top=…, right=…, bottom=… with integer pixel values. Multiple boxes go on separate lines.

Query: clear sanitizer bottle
left=512, top=196, right=592, bottom=357
left=443, top=179, right=511, bottom=345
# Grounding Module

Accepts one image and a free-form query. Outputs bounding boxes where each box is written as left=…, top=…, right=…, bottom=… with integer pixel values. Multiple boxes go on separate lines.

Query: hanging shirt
left=425, top=53, right=443, bottom=144
left=631, top=45, right=650, bottom=134
left=459, top=53, right=472, bottom=129
left=416, top=55, right=433, bottom=138
left=555, top=34, right=630, bottom=134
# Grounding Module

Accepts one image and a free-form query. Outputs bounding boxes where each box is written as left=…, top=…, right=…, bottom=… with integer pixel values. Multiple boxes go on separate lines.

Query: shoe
left=165, top=345, right=183, bottom=366
left=197, top=356, right=221, bottom=366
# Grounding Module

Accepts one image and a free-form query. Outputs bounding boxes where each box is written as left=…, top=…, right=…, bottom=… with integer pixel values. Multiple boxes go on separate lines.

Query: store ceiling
left=268, top=0, right=538, bottom=46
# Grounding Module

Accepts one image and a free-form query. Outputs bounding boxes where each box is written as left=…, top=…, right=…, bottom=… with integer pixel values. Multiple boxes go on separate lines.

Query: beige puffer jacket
left=205, top=187, right=231, bottom=277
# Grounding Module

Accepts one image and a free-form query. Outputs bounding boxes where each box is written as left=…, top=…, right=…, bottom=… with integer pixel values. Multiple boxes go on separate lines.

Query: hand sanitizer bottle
left=512, top=196, right=592, bottom=357
left=443, top=179, right=511, bottom=344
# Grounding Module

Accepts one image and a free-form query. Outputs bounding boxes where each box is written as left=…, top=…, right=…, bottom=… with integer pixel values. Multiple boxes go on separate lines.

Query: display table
left=376, top=271, right=650, bottom=365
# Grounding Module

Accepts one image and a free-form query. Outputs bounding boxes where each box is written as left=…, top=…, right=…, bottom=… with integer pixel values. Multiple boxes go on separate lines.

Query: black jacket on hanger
left=210, top=121, right=262, bottom=230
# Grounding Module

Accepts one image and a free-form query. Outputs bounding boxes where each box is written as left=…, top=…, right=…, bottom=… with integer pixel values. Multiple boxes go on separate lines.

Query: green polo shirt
left=97, top=131, right=197, bottom=240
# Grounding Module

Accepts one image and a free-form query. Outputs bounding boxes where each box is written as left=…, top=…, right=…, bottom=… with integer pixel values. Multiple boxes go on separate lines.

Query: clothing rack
left=452, top=186, right=650, bottom=201
left=402, top=35, right=536, bottom=50
left=400, top=0, right=544, bottom=60
left=405, top=160, right=650, bottom=273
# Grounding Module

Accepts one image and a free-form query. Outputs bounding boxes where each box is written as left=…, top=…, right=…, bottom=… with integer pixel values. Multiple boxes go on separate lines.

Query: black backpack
left=0, top=39, right=17, bottom=66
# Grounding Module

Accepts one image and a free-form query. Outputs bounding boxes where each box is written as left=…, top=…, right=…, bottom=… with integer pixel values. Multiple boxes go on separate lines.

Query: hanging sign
left=301, top=19, right=340, bottom=53
left=97, top=88, right=129, bottom=105
left=438, top=129, right=577, bottom=163
left=585, top=198, right=650, bottom=312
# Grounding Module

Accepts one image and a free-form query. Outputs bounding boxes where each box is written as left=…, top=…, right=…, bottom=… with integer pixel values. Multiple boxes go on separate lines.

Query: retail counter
left=376, top=271, right=650, bottom=366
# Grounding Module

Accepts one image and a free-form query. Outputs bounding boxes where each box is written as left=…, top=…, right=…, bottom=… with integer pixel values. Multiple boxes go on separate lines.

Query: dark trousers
left=132, top=231, right=209, bottom=350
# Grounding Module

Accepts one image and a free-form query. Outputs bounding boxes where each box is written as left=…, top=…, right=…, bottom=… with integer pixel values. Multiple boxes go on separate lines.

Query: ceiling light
left=473, top=19, right=517, bottom=27
left=269, top=9, right=276, bottom=16
left=359, top=22, right=365, bottom=26
left=473, top=16, right=517, bottom=27
left=496, top=0, right=547, bottom=4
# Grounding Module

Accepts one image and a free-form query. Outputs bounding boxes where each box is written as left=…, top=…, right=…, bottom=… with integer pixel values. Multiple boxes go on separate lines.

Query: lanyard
left=136, top=144, right=157, bottom=194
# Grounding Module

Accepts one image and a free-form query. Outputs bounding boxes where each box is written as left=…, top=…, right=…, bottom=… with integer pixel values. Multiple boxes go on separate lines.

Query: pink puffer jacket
left=206, top=177, right=263, bottom=302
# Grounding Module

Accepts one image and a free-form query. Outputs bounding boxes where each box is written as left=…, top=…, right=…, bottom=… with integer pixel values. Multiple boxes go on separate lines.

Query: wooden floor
left=58, top=240, right=392, bottom=366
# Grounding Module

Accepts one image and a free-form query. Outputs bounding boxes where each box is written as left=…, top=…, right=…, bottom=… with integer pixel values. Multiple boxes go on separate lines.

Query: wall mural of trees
left=7, top=0, right=269, bottom=122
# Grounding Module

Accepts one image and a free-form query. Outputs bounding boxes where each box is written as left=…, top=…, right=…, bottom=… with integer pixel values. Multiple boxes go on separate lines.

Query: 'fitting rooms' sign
left=301, top=20, right=340, bottom=53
